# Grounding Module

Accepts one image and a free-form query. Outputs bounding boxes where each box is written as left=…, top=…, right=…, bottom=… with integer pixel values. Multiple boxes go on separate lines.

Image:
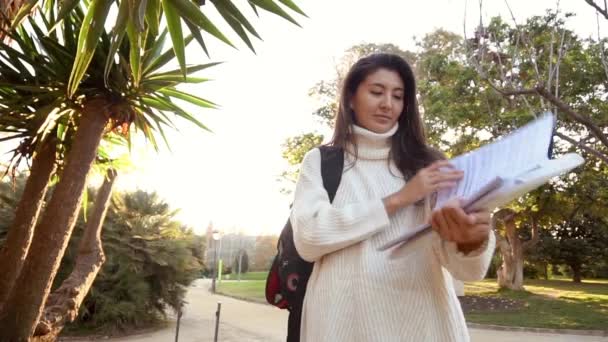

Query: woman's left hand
left=430, top=198, right=492, bottom=254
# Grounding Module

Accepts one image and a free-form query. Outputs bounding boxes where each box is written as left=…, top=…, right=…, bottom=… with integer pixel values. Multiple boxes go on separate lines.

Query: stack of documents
left=378, top=113, right=584, bottom=251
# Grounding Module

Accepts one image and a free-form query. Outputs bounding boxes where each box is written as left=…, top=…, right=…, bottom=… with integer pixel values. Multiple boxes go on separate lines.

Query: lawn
left=464, top=279, right=608, bottom=330
left=217, top=275, right=608, bottom=331
left=216, top=280, right=267, bottom=302
left=222, top=271, right=269, bottom=281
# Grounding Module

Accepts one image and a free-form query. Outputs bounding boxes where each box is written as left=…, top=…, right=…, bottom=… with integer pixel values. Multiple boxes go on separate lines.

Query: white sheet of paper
left=377, top=113, right=584, bottom=252
left=435, top=113, right=556, bottom=209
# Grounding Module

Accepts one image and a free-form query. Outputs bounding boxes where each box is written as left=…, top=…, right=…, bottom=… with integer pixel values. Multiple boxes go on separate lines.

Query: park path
left=64, top=279, right=607, bottom=342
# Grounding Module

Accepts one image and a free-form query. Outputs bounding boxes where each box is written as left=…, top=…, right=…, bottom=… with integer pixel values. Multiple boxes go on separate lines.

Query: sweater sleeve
left=432, top=229, right=496, bottom=282
left=290, top=148, right=391, bottom=262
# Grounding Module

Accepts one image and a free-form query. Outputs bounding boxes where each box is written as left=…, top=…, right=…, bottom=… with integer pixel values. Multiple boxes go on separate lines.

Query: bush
left=54, top=190, right=204, bottom=334
left=523, top=262, right=541, bottom=279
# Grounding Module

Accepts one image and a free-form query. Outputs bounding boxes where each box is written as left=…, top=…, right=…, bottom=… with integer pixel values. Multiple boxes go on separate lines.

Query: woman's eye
left=371, top=91, right=382, bottom=96
left=393, top=95, right=403, bottom=100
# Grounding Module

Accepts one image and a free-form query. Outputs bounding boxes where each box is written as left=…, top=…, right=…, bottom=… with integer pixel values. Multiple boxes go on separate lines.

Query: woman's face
left=350, top=68, right=405, bottom=134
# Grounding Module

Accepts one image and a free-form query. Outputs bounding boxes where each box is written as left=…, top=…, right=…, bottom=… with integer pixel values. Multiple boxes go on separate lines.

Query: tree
left=56, top=188, right=202, bottom=333
left=2, top=0, right=306, bottom=93
left=35, top=169, right=118, bottom=340
left=415, top=11, right=606, bottom=288
left=492, top=208, right=540, bottom=290
left=0, top=0, right=25, bottom=41
left=533, top=164, right=608, bottom=282
left=233, top=249, right=249, bottom=275
left=465, top=7, right=608, bottom=164
left=0, top=138, right=57, bottom=305
left=0, top=0, right=304, bottom=339
left=252, top=235, right=277, bottom=271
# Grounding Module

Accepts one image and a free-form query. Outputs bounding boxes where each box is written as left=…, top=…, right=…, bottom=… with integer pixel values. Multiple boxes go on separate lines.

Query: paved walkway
left=67, top=279, right=607, bottom=342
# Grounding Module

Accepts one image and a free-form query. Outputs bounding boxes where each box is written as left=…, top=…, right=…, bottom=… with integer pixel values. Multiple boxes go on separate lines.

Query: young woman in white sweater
left=290, top=53, right=496, bottom=341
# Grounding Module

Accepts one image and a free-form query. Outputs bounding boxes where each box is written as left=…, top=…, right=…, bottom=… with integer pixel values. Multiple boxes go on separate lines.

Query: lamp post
left=211, top=230, right=220, bottom=293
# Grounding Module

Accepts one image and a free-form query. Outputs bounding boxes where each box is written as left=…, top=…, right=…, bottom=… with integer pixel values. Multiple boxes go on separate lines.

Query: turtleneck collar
left=346, top=123, right=398, bottom=160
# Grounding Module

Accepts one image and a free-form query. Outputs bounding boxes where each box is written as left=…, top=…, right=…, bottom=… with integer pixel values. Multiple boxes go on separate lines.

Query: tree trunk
left=32, top=169, right=117, bottom=341
left=0, top=100, right=109, bottom=341
left=571, top=264, right=582, bottom=283
left=0, top=139, right=57, bottom=307
left=495, top=209, right=525, bottom=290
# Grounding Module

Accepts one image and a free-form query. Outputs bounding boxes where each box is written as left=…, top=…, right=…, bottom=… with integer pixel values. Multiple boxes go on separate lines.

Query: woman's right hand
left=384, top=160, right=463, bottom=215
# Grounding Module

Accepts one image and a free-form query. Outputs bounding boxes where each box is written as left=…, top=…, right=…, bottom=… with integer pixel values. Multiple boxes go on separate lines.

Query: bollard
left=175, top=307, right=182, bottom=342
left=214, top=302, right=222, bottom=342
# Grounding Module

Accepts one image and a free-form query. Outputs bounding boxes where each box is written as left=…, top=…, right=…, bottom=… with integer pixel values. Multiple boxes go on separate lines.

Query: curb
left=467, top=323, right=608, bottom=337
left=214, top=291, right=269, bottom=306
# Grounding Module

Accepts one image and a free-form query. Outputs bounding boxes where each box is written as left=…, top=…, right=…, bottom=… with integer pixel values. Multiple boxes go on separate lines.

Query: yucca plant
left=7, top=0, right=306, bottom=98
left=0, top=0, right=303, bottom=339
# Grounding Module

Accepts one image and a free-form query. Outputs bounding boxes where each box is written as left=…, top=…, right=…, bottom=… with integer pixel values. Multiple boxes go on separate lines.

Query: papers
left=377, top=113, right=584, bottom=252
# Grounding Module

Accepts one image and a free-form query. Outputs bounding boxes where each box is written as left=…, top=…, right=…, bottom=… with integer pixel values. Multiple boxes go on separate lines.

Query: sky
left=92, top=0, right=605, bottom=236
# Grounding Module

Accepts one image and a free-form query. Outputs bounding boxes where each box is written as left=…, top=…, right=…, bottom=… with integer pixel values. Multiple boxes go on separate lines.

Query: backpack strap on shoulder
left=318, top=145, right=344, bottom=203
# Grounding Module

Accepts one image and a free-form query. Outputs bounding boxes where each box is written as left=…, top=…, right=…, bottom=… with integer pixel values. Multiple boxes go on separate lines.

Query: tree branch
left=597, top=12, right=608, bottom=80
left=494, top=85, right=608, bottom=150
left=555, top=131, right=608, bottom=164
left=523, top=216, right=540, bottom=251
left=492, top=208, right=516, bottom=254
left=585, top=0, right=608, bottom=20
left=534, top=86, right=608, bottom=149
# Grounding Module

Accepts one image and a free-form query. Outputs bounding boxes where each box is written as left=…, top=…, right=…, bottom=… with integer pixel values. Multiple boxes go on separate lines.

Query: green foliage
left=0, top=178, right=201, bottom=334
left=4, top=0, right=305, bottom=96
left=0, top=6, right=219, bottom=175
left=50, top=189, right=205, bottom=334
left=279, top=132, right=323, bottom=193
left=526, top=162, right=608, bottom=281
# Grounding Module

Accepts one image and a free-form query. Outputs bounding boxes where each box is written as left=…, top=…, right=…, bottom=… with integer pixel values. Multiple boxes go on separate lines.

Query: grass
left=221, top=271, right=269, bottom=281
left=464, top=279, right=608, bottom=331
left=216, top=279, right=267, bottom=302
left=217, top=274, right=608, bottom=331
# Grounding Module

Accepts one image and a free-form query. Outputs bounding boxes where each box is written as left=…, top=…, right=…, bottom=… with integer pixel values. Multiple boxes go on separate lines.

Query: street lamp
left=211, top=230, right=220, bottom=293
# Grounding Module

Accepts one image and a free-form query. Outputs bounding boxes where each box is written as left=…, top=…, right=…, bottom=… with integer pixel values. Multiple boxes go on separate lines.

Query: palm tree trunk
left=33, top=169, right=117, bottom=341
left=0, top=99, right=109, bottom=341
left=0, top=138, right=57, bottom=307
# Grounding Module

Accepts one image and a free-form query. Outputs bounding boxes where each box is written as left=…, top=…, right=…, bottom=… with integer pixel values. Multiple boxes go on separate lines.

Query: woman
left=290, top=53, right=495, bottom=341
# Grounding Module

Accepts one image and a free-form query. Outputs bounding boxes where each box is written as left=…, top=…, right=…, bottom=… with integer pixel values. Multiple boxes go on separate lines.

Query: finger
left=433, top=181, right=458, bottom=191
left=444, top=207, right=472, bottom=243
left=468, top=211, right=491, bottom=225
left=427, top=160, right=456, bottom=171
left=444, top=207, right=460, bottom=231
left=446, top=204, right=475, bottom=226
left=466, top=224, right=491, bottom=243
left=433, top=209, right=454, bottom=242
left=431, top=172, right=464, bottom=184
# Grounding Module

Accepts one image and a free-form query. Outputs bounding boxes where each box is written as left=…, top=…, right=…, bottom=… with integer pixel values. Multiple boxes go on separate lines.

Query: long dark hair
left=329, top=53, right=442, bottom=178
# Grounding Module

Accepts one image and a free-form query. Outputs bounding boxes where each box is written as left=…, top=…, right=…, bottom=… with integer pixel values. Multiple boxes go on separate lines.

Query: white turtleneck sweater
left=290, top=124, right=496, bottom=342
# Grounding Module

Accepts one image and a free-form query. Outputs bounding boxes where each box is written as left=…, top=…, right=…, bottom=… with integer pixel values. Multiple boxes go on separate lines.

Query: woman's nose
left=380, top=95, right=392, bottom=110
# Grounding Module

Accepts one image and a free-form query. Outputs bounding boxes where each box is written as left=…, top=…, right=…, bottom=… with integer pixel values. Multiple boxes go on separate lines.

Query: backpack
left=265, top=146, right=344, bottom=311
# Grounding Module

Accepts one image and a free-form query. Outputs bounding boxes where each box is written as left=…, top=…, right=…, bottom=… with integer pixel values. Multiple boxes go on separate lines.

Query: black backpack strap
left=318, top=145, right=344, bottom=203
